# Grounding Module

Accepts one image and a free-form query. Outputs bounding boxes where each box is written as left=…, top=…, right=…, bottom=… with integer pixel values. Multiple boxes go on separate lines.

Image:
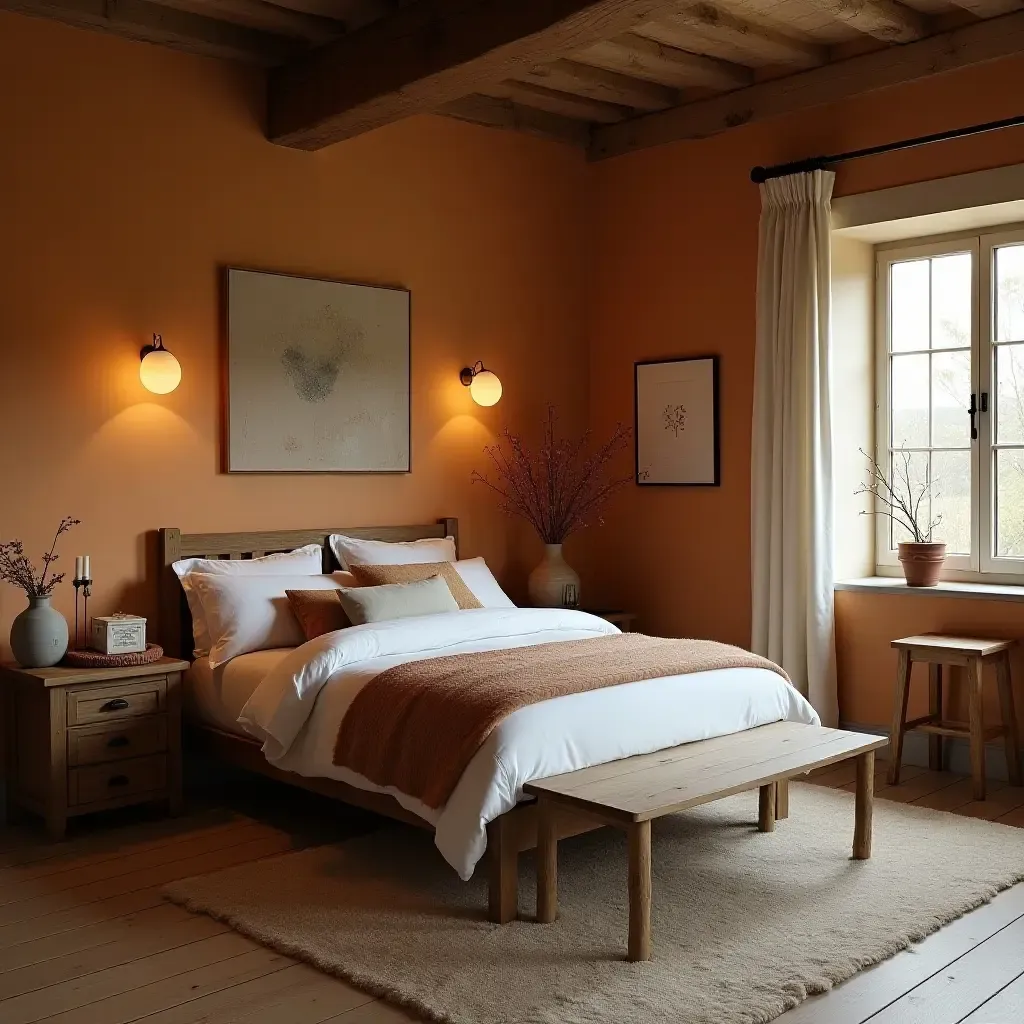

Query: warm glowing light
left=139, top=335, right=181, bottom=394
left=463, top=367, right=502, bottom=407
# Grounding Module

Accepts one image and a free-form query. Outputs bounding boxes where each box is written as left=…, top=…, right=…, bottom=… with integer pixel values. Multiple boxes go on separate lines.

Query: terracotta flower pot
left=898, top=542, right=947, bottom=587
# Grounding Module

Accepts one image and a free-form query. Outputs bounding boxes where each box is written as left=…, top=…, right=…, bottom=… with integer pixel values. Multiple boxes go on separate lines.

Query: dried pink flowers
left=472, top=407, right=631, bottom=544
left=0, top=517, right=81, bottom=598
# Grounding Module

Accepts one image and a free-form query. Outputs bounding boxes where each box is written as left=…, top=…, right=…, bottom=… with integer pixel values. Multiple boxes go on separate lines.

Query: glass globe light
left=139, top=335, right=181, bottom=394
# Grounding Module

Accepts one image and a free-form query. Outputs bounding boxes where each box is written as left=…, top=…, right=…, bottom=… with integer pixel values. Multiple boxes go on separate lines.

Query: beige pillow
left=348, top=562, right=483, bottom=610
left=337, top=576, right=459, bottom=626
left=286, top=589, right=352, bottom=641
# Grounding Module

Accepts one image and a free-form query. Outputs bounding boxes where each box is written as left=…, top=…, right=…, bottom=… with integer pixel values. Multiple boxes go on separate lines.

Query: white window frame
left=874, top=224, right=1024, bottom=583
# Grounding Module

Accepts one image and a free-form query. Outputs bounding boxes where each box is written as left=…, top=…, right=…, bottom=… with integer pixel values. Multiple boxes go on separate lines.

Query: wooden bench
left=524, top=722, right=888, bottom=961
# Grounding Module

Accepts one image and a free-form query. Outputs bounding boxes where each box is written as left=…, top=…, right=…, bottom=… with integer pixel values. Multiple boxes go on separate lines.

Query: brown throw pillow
left=348, top=562, right=483, bottom=610
left=286, top=589, right=352, bottom=641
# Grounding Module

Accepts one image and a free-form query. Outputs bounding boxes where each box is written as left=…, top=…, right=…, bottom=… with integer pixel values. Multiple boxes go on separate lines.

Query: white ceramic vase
left=527, top=544, right=581, bottom=608
left=10, top=595, right=69, bottom=668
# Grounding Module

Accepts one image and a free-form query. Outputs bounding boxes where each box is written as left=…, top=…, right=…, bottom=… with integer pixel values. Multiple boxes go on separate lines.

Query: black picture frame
left=634, top=356, right=720, bottom=487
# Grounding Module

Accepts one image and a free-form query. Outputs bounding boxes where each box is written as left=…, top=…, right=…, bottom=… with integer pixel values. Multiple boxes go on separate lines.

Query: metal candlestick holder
left=72, top=577, right=92, bottom=651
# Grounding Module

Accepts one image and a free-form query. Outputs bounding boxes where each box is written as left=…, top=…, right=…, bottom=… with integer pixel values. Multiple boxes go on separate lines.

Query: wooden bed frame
left=158, top=519, right=606, bottom=923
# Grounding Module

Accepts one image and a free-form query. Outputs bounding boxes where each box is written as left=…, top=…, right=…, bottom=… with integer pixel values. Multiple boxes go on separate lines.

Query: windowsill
left=835, top=577, right=1024, bottom=603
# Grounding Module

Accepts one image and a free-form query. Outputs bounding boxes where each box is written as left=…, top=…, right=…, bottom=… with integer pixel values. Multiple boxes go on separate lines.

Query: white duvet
left=238, top=608, right=819, bottom=879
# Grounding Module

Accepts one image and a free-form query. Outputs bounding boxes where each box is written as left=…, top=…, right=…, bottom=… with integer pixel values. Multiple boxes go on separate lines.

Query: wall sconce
left=460, top=361, right=502, bottom=407
left=139, top=334, right=181, bottom=394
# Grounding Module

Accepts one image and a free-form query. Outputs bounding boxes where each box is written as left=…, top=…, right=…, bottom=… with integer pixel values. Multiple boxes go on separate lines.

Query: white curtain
left=751, top=169, right=838, bottom=726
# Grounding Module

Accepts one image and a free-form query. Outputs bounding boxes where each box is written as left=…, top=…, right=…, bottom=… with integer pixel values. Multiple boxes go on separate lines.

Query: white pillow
left=329, top=534, right=457, bottom=569
left=173, top=545, right=324, bottom=658
left=452, top=557, right=516, bottom=609
left=191, top=571, right=354, bottom=669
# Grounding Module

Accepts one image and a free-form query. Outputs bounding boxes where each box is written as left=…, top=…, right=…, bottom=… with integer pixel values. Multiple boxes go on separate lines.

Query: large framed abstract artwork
left=634, top=356, right=720, bottom=486
left=226, top=268, right=411, bottom=473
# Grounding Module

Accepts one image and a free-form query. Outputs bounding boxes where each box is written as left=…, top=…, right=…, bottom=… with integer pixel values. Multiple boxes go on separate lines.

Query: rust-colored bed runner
left=332, top=633, right=789, bottom=810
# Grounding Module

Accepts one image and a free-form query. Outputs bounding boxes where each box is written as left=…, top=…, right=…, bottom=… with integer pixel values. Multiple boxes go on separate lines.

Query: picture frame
left=225, top=267, right=411, bottom=474
left=634, top=356, right=720, bottom=486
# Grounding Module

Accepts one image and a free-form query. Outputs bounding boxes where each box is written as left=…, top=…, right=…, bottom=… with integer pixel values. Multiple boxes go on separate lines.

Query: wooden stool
left=889, top=635, right=1022, bottom=800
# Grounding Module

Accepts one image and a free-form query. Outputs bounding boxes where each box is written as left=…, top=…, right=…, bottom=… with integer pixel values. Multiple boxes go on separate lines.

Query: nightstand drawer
left=66, top=677, right=166, bottom=725
left=68, top=754, right=167, bottom=807
left=67, top=716, right=168, bottom=766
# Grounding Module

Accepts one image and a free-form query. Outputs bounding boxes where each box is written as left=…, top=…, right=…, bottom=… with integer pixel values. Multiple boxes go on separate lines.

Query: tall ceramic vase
left=528, top=544, right=581, bottom=608
left=10, top=595, right=69, bottom=668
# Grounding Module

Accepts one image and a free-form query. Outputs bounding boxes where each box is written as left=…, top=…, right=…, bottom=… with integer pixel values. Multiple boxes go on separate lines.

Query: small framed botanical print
left=635, top=356, right=720, bottom=486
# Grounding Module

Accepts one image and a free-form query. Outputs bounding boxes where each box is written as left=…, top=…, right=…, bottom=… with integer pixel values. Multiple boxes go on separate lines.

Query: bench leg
left=627, top=820, right=652, bottom=962
left=928, top=664, right=944, bottom=771
left=758, top=782, right=777, bottom=832
left=888, top=649, right=911, bottom=786
left=996, top=652, right=1023, bottom=787
left=968, top=656, right=987, bottom=802
left=853, top=750, right=874, bottom=860
left=487, top=816, right=519, bottom=924
left=775, top=778, right=790, bottom=820
left=536, top=798, right=558, bottom=924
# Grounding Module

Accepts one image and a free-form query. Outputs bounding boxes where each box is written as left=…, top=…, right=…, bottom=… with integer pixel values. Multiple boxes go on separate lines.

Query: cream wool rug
left=165, top=784, right=1024, bottom=1024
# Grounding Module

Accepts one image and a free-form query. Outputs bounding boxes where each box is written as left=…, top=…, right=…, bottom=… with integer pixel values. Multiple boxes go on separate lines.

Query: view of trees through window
left=884, top=237, right=1024, bottom=568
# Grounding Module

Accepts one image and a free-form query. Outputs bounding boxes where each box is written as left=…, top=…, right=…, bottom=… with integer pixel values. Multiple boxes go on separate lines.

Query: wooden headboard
left=158, top=519, right=459, bottom=660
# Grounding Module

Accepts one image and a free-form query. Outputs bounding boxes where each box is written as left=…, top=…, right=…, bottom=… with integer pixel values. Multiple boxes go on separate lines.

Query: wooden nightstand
left=1, top=657, right=188, bottom=839
left=585, top=610, right=638, bottom=632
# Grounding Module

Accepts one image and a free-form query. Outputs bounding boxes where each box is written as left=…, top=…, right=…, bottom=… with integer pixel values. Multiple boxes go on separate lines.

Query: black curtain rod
left=750, top=114, right=1024, bottom=184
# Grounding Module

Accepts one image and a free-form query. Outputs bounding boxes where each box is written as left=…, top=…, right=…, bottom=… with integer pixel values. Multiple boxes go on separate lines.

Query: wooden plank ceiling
left=4, top=0, right=1024, bottom=158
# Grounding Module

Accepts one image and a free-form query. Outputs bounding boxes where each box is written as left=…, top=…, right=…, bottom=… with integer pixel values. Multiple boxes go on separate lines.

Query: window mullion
left=978, top=235, right=993, bottom=573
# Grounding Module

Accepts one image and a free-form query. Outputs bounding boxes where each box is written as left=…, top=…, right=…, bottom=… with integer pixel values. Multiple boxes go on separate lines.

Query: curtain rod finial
left=750, top=166, right=768, bottom=184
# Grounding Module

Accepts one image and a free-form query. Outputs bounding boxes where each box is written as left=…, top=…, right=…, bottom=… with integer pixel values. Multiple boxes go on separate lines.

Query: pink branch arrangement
left=472, top=407, right=631, bottom=544
left=0, top=517, right=81, bottom=599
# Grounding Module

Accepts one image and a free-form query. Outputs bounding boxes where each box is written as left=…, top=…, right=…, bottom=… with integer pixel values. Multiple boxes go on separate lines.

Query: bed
left=159, top=520, right=818, bottom=922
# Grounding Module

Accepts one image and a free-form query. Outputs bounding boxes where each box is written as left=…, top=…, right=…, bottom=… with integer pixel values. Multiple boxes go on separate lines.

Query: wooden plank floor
left=0, top=766, right=1021, bottom=1024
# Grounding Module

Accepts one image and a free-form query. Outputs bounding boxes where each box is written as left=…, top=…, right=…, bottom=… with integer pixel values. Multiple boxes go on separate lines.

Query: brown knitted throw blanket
left=332, top=633, right=789, bottom=810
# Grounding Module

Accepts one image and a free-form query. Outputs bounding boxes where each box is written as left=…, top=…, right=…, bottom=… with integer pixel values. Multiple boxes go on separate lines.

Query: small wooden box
left=91, top=615, right=147, bottom=655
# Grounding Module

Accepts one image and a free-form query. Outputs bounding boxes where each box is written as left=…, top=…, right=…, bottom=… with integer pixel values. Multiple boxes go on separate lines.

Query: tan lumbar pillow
left=337, top=576, right=460, bottom=626
left=348, top=562, right=483, bottom=610
left=286, top=589, right=352, bottom=641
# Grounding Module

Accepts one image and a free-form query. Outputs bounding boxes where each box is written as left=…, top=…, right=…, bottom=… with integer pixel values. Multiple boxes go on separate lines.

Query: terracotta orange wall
left=585, top=54, right=1024, bottom=726
left=0, top=13, right=590, bottom=655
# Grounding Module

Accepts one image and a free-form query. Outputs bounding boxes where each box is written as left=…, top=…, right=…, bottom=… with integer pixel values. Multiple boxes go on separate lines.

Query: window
left=876, top=226, right=1024, bottom=580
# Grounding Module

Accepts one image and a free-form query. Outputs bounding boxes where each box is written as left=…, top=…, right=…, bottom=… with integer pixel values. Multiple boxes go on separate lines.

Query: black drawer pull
left=106, top=736, right=130, bottom=749
left=100, top=698, right=131, bottom=712
left=108, top=774, right=130, bottom=788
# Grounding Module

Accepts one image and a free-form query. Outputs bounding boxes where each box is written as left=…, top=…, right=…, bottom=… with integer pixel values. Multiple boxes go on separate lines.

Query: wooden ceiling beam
left=268, top=0, right=395, bottom=30
left=579, top=32, right=753, bottom=91
left=148, top=0, right=341, bottom=43
left=483, top=80, right=629, bottom=122
left=442, top=94, right=591, bottom=148
left=946, top=0, right=1022, bottom=16
left=0, top=0, right=293, bottom=63
left=591, top=10, right=1024, bottom=160
left=825, top=0, right=928, bottom=43
left=267, top=0, right=715, bottom=150
left=518, top=59, right=679, bottom=111
left=645, top=4, right=827, bottom=68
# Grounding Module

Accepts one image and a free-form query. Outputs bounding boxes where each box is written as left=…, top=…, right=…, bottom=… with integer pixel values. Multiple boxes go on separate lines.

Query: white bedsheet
left=187, top=649, right=295, bottom=736
left=238, top=608, right=819, bottom=879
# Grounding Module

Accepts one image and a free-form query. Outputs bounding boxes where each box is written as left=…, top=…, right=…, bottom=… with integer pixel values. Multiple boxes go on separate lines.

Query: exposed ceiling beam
left=0, top=0, right=293, bottom=63
left=643, top=5, right=826, bottom=67
left=482, top=80, right=629, bottom=122
left=579, top=32, right=753, bottom=90
left=269, top=0, right=395, bottom=29
left=946, top=0, right=1022, bottom=15
left=825, top=0, right=928, bottom=43
left=148, top=0, right=341, bottom=43
left=518, top=59, right=679, bottom=111
left=442, top=94, right=591, bottom=148
left=590, top=9, right=1024, bottom=160
left=267, top=0, right=718, bottom=150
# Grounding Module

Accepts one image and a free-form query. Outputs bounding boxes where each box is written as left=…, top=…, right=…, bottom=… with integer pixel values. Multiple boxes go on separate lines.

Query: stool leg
left=627, top=820, right=652, bottom=962
left=775, top=778, right=790, bottom=820
left=888, top=649, right=912, bottom=786
left=928, top=663, right=944, bottom=771
left=996, top=652, right=1022, bottom=787
left=758, top=782, right=777, bottom=832
left=968, top=656, right=987, bottom=801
